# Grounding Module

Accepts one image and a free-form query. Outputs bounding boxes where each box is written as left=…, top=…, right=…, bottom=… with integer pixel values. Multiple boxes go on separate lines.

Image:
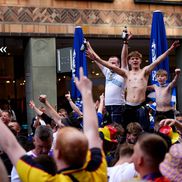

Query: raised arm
left=147, top=85, right=155, bottom=91
left=39, top=95, right=64, bottom=128
left=121, top=32, right=132, bottom=69
left=65, top=91, right=83, bottom=116
left=74, top=67, right=102, bottom=149
left=86, top=42, right=128, bottom=78
left=97, top=93, right=105, bottom=114
left=0, top=119, right=26, bottom=166
left=94, top=59, right=104, bottom=70
left=168, top=68, right=181, bottom=88
left=29, top=100, right=43, bottom=116
left=85, top=42, right=104, bottom=70
left=32, top=116, right=41, bottom=128
left=97, top=93, right=105, bottom=127
left=145, top=41, right=180, bottom=74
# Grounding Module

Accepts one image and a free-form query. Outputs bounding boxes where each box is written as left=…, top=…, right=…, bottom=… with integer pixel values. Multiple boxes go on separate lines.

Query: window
left=134, top=0, right=182, bottom=5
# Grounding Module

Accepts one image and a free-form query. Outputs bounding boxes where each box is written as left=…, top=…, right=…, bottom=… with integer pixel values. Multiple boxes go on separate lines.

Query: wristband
left=123, top=41, right=128, bottom=44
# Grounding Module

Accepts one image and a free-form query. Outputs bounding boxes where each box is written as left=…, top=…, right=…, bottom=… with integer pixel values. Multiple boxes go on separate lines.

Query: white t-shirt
left=102, top=67, right=125, bottom=106
left=51, top=131, right=58, bottom=150
left=11, top=151, right=37, bottom=182
left=107, top=162, right=137, bottom=182
left=33, top=116, right=46, bottom=126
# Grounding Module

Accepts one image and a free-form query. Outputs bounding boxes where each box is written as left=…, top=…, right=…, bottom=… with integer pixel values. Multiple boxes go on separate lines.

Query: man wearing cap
left=159, top=125, right=180, bottom=144
left=159, top=118, right=182, bottom=143
left=160, top=118, right=182, bottom=133
left=99, top=123, right=124, bottom=166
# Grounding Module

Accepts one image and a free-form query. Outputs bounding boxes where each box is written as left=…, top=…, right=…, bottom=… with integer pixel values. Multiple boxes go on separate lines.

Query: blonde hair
left=128, top=51, right=142, bottom=61
left=156, top=69, right=168, bottom=77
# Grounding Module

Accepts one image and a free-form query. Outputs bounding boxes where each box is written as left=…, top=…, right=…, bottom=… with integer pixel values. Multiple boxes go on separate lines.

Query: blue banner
left=149, top=10, right=169, bottom=84
left=149, top=10, right=176, bottom=107
left=71, top=26, right=88, bottom=102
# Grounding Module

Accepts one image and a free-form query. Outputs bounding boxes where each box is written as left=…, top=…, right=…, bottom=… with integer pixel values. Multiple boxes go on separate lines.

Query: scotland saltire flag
left=148, top=10, right=176, bottom=108
left=71, top=26, right=88, bottom=110
left=171, top=88, right=176, bottom=107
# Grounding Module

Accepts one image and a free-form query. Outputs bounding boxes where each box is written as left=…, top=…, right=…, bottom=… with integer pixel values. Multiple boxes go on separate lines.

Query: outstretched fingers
left=127, top=32, right=133, bottom=41
left=74, top=67, right=83, bottom=87
left=79, top=67, right=84, bottom=78
left=172, top=40, right=180, bottom=48
left=74, top=67, right=92, bottom=94
left=29, top=100, right=35, bottom=109
left=86, top=41, right=97, bottom=61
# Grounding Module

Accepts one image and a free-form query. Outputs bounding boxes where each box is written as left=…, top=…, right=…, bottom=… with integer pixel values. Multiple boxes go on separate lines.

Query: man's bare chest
left=127, top=72, right=147, bottom=86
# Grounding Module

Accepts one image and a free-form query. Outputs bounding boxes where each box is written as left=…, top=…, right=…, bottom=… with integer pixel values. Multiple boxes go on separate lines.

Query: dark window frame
left=134, top=0, right=182, bottom=5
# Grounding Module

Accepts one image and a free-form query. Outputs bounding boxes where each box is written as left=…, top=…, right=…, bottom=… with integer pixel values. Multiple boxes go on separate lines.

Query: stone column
left=25, top=38, right=57, bottom=133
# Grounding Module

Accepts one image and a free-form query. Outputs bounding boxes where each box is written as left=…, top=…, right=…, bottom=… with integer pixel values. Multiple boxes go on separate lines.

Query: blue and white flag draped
left=149, top=10, right=169, bottom=83
left=148, top=10, right=176, bottom=108
left=71, top=26, right=88, bottom=110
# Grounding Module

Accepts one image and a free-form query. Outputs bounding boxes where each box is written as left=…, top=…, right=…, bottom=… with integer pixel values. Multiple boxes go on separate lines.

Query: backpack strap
left=67, top=174, right=79, bottom=182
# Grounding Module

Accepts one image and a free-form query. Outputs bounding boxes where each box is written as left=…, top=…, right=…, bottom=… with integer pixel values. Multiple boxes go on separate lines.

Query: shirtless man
left=148, top=68, right=181, bottom=119
left=86, top=40, right=180, bottom=131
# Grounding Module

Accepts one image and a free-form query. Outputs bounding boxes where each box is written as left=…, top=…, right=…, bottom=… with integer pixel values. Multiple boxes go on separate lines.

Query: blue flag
left=149, top=10, right=176, bottom=108
left=71, top=26, right=88, bottom=108
left=150, top=10, right=169, bottom=83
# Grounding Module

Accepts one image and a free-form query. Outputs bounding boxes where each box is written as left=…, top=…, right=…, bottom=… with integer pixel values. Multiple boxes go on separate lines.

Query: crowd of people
left=0, top=32, right=182, bottom=182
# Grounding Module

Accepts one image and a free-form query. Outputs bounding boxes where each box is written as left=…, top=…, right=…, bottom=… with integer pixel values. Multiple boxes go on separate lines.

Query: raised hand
left=175, top=68, right=181, bottom=75
left=65, top=91, right=71, bottom=101
left=39, top=94, right=47, bottom=103
left=29, top=100, right=35, bottom=109
left=127, top=32, right=133, bottom=41
left=74, top=67, right=92, bottom=96
left=159, top=118, right=176, bottom=127
left=86, top=41, right=100, bottom=61
left=99, top=93, right=105, bottom=101
left=170, top=40, right=180, bottom=51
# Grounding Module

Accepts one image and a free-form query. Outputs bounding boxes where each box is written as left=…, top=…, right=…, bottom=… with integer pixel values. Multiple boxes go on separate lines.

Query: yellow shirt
left=16, top=148, right=107, bottom=182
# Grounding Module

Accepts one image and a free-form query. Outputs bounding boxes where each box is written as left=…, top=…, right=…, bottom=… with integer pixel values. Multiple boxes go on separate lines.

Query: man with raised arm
left=86, top=40, right=180, bottom=131
left=89, top=33, right=132, bottom=125
left=0, top=67, right=107, bottom=182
